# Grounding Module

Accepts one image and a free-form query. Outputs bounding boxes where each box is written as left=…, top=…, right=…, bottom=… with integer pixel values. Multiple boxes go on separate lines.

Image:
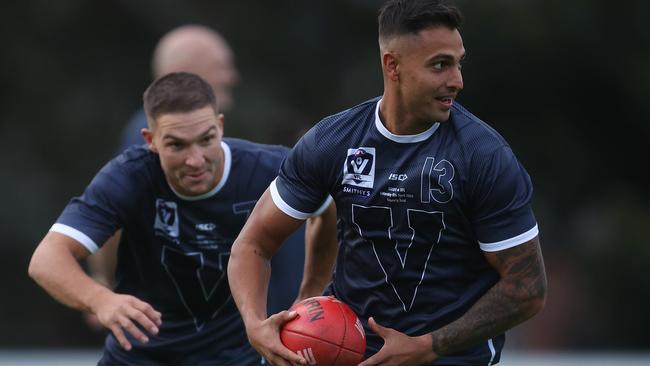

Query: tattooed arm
left=359, top=236, right=547, bottom=366
left=430, top=236, right=547, bottom=356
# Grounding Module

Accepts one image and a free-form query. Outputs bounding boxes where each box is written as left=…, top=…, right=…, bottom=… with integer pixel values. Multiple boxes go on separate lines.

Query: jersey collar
left=169, top=140, right=232, bottom=201
left=374, top=99, right=440, bottom=143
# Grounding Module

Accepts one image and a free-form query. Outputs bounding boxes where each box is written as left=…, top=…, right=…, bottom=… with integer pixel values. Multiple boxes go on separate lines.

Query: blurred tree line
left=1, top=0, right=648, bottom=350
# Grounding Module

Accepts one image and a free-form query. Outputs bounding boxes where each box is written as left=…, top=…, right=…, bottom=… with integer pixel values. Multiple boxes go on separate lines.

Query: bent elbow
left=28, top=243, right=55, bottom=285
left=28, top=252, right=45, bottom=283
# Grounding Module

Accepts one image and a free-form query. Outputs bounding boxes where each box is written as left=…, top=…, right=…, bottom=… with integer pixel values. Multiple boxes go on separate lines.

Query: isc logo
left=388, top=173, right=407, bottom=181
left=195, top=222, right=216, bottom=231
left=296, top=347, right=317, bottom=365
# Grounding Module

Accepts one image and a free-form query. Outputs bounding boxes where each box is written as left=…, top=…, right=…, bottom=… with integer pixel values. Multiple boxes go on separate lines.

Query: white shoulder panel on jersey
left=269, top=179, right=312, bottom=220
left=478, top=224, right=539, bottom=252
left=50, top=223, right=99, bottom=253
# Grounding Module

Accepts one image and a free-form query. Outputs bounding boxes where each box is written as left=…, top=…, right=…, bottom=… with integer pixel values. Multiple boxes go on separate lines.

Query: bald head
left=152, top=25, right=239, bottom=111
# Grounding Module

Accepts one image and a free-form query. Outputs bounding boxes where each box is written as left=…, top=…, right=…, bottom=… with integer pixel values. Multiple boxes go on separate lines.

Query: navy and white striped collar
left=374, top=98, right=440, bottom=143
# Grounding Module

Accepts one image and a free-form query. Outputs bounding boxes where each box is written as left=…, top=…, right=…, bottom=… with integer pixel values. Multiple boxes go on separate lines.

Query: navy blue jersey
left=113, top=109, right=308, bottom=316
left=52, top=138, right=294, bottom=365
left=272, top=98, right=538, bottom=365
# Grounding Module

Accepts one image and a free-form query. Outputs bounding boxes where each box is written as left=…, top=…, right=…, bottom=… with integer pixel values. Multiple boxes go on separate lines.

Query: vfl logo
left=154, top=199, right=179, bottom=238
left=296, top=348, right=317, bottom=365
left=342, top=147, right=376, bottom=189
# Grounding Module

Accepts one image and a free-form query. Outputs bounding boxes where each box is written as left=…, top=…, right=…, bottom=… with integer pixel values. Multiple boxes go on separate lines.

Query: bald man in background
left=118, top=25, right=240, bottom=150
left=88, top=25, right=241, bottom=297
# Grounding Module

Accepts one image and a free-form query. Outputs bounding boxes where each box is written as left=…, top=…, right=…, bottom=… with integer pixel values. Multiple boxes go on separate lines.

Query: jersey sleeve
left=51, top=159, right=138, bottom=253
left=271, top=128, right=332, bottom=220
left=470, top=146, right=538, bottom=252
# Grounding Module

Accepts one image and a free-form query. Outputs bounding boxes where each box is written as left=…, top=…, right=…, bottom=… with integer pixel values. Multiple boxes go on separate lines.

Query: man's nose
left=185, top=145, right=205, bottom=167
left=447, top=67, right=463, bottom=91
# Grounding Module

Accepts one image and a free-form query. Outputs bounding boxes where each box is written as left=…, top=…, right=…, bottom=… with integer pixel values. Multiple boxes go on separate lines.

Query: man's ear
left=217, top=113, right=225, bottom=133
left=382, top=51, right=400, bottom=82
left=141, top=128, right=158, bottom=153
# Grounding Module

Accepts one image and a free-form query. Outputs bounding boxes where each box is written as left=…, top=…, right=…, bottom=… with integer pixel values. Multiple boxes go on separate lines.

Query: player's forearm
left=430, top=270, right=546, bottom=356
left=228, top=237, right=273, bottom=325
left=431, top=286, right=543, bottom=356
left=297, top=259, right=334, bottom=301
left=29, top=242, right=112, bottom=313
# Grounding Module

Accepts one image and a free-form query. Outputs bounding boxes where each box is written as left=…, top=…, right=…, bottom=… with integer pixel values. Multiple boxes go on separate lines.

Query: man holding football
left=228, top=0, right=547, bottom=365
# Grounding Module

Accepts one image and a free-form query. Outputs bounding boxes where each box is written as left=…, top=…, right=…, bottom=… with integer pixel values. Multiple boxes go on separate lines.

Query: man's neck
left=378, top=95, right=435, bottom=136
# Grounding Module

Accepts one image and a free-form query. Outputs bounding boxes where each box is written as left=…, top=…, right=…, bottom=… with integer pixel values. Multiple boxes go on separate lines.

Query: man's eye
left=432, top=62, right=444, bottom=70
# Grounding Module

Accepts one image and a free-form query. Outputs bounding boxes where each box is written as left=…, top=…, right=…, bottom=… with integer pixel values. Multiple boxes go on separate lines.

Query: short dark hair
left=143, top=72, right=218, bottom=128
left=378, top=0, right=463, bottom=41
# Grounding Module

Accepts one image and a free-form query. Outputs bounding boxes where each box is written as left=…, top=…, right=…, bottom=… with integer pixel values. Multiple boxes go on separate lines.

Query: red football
left=280, top=296, right=366, bottom=366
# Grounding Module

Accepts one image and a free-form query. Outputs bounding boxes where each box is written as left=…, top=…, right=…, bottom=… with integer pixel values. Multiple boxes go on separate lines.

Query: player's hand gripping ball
left=280, top=296, right=366, bottom=366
